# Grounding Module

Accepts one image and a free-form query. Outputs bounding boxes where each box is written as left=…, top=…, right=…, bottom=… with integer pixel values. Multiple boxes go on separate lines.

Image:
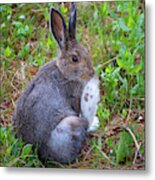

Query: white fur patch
left=88, top=116, right=100, bottom=132
left=48, top=119, right=71, bottom=153
left=81, top=77, right=100, bottom=132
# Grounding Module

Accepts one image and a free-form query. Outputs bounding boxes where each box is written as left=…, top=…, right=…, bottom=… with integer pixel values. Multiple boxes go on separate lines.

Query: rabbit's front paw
left=87, top=116, right=100, bottom=132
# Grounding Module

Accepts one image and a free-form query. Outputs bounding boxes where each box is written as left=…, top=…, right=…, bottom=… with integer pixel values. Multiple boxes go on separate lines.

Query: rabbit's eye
left=72, top=55, right=79, bottom=63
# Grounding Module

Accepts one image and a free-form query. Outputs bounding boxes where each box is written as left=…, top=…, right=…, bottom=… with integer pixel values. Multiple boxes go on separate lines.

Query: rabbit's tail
left=43, top=116, right=88, bottom=164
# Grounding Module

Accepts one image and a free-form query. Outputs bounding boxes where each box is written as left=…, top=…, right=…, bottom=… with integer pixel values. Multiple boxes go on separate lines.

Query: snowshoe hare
left=13, top=2, right=100, bottom=164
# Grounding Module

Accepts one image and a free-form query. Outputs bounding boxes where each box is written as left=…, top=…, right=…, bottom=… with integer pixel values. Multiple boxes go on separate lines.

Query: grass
left=0, top=1, right=145, bottom=169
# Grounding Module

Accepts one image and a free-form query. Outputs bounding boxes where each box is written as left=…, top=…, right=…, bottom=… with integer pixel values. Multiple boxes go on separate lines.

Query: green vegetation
left=0, top=1, right=144, bottom=169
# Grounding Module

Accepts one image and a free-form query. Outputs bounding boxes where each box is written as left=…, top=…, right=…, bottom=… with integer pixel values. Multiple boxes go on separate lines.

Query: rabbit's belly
left=80, top=77, right=100, bottom=131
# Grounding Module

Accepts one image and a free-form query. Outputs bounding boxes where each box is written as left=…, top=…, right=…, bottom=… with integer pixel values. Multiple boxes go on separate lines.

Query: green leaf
left=4, top=47, right=12, bottom=57
left=119, top=18, right=130, bottom=31
left=6, top=147, right=12, bottom=155
left=60, top=5, right=68, bottom=14
left=93, top=11, right=98, bottom=20
left=115, top=129, right=134, bottom=163
left=128, top=16, right=137, bottom=29
left=130, top=84, right=139, bottom=95
left=101, top=2, right=107, bottom=16
left=21, top=144, right=32, bottom=159
left=12, top=21, right=22, bottom=28
left=131, top=64, right=141, bottom=74
left=116, top=58, right=124, bottom=68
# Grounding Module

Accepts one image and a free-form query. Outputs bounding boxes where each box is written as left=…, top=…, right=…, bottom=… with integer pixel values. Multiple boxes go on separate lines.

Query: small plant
left=0, top=126, right=42, bottom=167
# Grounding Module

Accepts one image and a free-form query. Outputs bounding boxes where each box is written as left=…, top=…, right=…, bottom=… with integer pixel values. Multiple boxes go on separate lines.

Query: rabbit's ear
left=50, top=8, right=67, bottom=49
left=68, top=2, right=76, bottom=40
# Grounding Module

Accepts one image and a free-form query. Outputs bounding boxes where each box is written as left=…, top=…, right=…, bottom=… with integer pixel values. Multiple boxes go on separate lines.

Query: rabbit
left=13, top=2, right=100, bottom=164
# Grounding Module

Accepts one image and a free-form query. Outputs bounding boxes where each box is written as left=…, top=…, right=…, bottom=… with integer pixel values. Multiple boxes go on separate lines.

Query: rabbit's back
left=13, top=60, right=82, bottom=145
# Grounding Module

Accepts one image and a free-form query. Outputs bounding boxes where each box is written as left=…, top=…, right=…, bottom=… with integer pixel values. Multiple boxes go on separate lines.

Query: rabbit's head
left=50, top=2, right=95, bottom=82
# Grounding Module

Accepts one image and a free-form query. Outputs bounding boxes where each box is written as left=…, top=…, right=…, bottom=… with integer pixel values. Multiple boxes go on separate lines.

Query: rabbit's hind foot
left=47, top=116, right=88, bottom=164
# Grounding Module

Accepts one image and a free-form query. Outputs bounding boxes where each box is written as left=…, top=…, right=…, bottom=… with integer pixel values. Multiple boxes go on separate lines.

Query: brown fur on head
left=50, top=3, right=95, bottom=82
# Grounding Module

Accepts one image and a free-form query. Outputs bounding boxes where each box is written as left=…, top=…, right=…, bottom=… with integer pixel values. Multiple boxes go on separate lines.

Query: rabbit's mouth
left=80, top=71, right=95, bottom=81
